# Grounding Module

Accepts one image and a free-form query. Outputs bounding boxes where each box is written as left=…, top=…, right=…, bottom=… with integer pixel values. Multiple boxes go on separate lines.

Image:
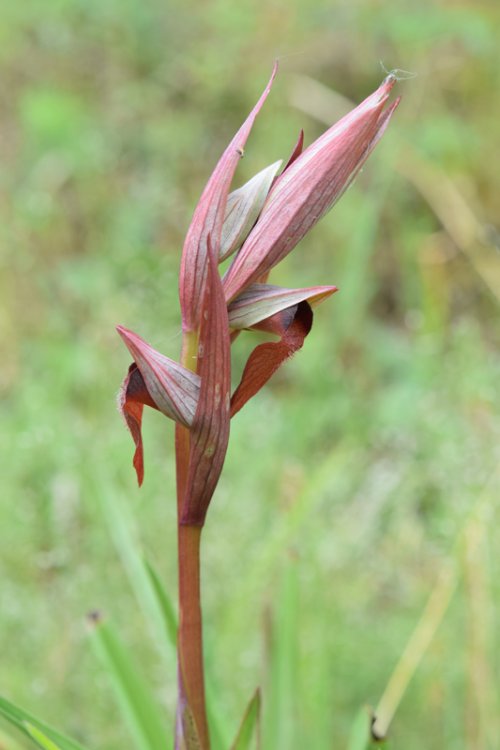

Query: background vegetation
left=1, top=0, right=499, bottom=748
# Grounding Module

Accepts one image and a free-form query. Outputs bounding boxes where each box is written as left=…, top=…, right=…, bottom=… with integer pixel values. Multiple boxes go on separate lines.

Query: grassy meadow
left=1, top=0, right=499, bottom=748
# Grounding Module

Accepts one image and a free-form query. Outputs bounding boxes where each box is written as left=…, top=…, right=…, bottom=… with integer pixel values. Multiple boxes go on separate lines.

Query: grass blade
left=205, top=684, right=229, bottom=750
left=346, top=707, right=377, bottom=750
left=25, top=724, right=64, bottom=750
left=229, top=689, right=261, bottom=750
left=265, top=557, right=299, bottom=750
left=371, top=470, right=498, bottom=741
left=0, top=727, right=25, bottom=750
left=87, top=613, right=168, bottom=750
left=94, top=477, right=175, bottom=659
left=0, top=695, right=89, bottom=750
left=95, top=474, right=229, bottom=750
left=143, top=558, right=177, bottom=647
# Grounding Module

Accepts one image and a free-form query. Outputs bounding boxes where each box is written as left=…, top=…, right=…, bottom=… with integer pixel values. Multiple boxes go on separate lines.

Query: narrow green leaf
left=204, top=684, right=229, bottom=750
left=0, top=695, right=89, bottom=750
left=25, top=724, right=63, bottom=750
left=94, top=475, right=176, bottom=661
left=346, top=708, right=373, bottom=750
left=87, top=613, right=168, bottom=750
left=143, top=559, right=177, bottom=647
left=265, top=559, right=299, bottom=750
left=230, top=689, right=261, bottom=750
left=94, top=476, right=229, bottom=750
left=0, top=726, right=25, bottom=750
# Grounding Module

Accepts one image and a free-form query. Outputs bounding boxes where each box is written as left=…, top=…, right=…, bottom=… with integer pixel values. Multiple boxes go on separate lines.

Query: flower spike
left=223, top=76, right=400, bottom=302
left=179, top=62, right=278, bottom=332
left=116, top=70, right=400, bottom=750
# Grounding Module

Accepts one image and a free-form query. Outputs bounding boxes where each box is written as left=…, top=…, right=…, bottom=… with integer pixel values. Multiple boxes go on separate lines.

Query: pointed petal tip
left=135, top=461, right=144, bottom=487
left=116, top=325, right=140, bottom=357
left=280, top=129, right=305, bottom=175
left=179, top=61, right=279, bottom=330
left=309, top=284, right=339, bottom=302
left=390, top=95, right=402, bottom=112
left=375, top=95, right=401, bottom=135
left=309, top=284, right=338, bottom=306
left=371, top=74, right=400, bottom=108
left=116, top=326, right=156, bottom=364
left=377, top=77, right=404, bottom=110
left=116, top=324, right=132, bottom=341
left=227, top=283, right=338, bottom=329
left=381, top=73, right=397, bottom=94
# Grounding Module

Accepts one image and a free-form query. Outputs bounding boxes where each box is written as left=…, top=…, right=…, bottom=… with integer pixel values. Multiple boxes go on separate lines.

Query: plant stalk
left=175, top=332, right=210, bottom=750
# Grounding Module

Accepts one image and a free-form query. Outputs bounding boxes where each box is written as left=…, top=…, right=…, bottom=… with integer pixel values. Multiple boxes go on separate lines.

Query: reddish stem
left=174, top=335, right=210, bottom=750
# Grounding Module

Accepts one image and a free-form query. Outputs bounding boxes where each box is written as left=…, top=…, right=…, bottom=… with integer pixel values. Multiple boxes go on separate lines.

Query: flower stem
left=176, top=521, right=209, bottom=748
left=175, top=332, right=210, bottom=750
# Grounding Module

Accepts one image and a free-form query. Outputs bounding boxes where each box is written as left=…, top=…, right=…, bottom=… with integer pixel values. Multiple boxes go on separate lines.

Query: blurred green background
left=1, top=0, right=499, bottom=748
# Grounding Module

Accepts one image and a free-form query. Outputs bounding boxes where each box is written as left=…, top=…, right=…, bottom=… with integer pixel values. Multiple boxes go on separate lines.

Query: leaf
left=230, top=301, right=313, bottom=417
left=0, top=695, right=89, bottom=750
left=181, top=237, right=231, bottom=525
left=346, top=708, right=373, bottom=750
left=204, top=687, right=229, bottom=750
left=0, top=726, right=24, bottom=750
left=220, top=161, right=282, bottom=262
left=229, top=690, right=261, bottom=750
left=91, top=474, right=230, bottom=750
left=179, top=63, right=278, bottom=331
left=94, top=471, right=177, bottom=657
left=228, top=283, right=337, bottom=330
left=25, top=724, right=64, bottom=750
left=143, top=559, right=178, bottom=648
left=265, top=562, right=299, bottom=750
left=87, top=613, right=168, bottom=750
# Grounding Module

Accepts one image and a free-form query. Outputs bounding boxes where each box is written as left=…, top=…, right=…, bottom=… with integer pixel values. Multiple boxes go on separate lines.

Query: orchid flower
left=119, top=68, right=399, bottom=505
left=116, top=64, right=399, bottom=750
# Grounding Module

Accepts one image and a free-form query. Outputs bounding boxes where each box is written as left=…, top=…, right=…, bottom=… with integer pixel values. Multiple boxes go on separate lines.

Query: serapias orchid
left=118, top=66, right=399, bottom=521
left=117, top=64, right=399, bottom=750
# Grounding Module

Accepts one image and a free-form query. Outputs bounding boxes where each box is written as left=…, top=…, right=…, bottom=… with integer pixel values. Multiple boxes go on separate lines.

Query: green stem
left=175, top=332, right=210, bottom=750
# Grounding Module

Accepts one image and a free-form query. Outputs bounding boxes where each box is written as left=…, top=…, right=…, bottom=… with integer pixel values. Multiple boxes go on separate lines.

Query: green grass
left=1, top=0, right=499, bottom=748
